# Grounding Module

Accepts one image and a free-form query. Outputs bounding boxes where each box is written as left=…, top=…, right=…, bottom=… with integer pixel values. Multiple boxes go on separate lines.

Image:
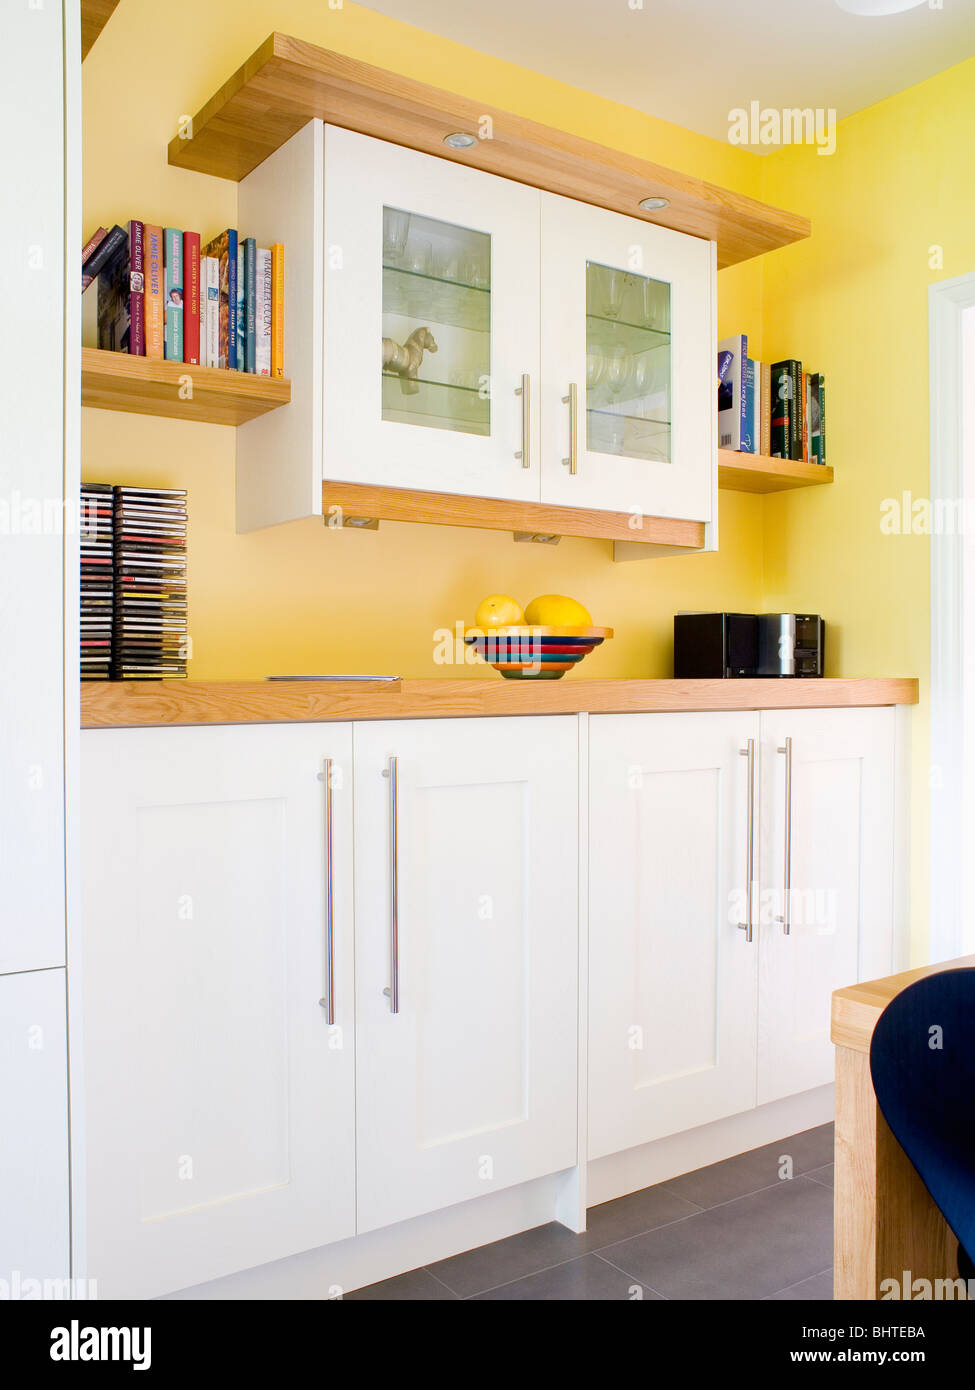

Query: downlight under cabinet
left=236, top=122, right=717, bottom=545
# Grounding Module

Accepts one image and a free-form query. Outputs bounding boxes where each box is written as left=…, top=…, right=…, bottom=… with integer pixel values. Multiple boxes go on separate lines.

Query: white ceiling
left=361, top=0, right=975, bottom=150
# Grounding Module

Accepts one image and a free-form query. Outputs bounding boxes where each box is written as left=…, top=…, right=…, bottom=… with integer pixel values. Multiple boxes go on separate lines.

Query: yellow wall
left=758, top=56, right=975, bottom=956
left=82, top=0, right=769, bottom=683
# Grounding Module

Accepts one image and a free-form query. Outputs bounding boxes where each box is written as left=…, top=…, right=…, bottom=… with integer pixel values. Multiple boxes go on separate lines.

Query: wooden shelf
left=81, top=677, right=920, bottom=730
left=81, top=348, right=292, bottom=426
left=167, top=33, right=810, bottom=269
left=718, top=449, right=834, bottom=494
left=81, top=0, right=120, bottom=60
left=322, top=480, right=706, bottom=550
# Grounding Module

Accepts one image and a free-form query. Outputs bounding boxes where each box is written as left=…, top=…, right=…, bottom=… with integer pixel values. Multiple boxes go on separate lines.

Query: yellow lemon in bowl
left=475, top=594, right=525, bottom=629
left=524, top=594, right=592, bottom=627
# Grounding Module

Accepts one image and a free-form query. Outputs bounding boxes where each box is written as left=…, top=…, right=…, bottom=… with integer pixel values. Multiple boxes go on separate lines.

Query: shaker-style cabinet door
left=540, top=193, right=716, bottom=523
left=324, top=127, right=542, bottom=501
left=757, top=708, right=896, bottom=1105
left=588, top=712, right=759, bottom=1158
left=353, top=716, right=578, bottom=1234
left=80, top=725, right=355, bottom=1298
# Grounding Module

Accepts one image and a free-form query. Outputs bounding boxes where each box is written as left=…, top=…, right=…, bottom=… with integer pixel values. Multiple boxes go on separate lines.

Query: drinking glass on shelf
left=462, top=245, right=489, bottom=289
left=606, top=344, right=632, bottom=402
left=586, top=345, right=606, bottom=394
left=599, top=267, right=625, bottom=320
left=405, top=239, right=432, bottom=313
left=383, top=209, right=411, bottom=266
left=641, top=277, right=671, bottom=332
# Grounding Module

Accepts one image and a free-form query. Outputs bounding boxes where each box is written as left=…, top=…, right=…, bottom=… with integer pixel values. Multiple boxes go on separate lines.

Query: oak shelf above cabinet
left=166, top=33, right=810, bottom=269
left=717, top=449, right=834, bottom=494
left=81, top=0, right=120, bottom=59
left=81, top=348, right=292, bottom=426
left=321, top=480, right=707, bottom=550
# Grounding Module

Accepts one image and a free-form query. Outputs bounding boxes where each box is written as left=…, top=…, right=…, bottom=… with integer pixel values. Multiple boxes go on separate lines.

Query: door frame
left=929, top=270, right=975, bottom=960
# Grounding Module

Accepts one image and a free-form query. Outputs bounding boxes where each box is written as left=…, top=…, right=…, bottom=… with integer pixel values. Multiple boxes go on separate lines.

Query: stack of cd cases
left=80, top=483, right=114, bottom=679
left=111, top=486, right=188, bottom=679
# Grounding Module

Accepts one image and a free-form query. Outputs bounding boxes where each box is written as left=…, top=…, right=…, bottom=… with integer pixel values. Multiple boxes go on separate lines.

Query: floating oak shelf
left=167, top=33, right=810, bottom=269
left=322, top=480, right=706, bottom=550
left=718, top=449, right=834, bottom=494
left=82, top=348, right=292, bottom=426
left=81, top=0, right=120, bottom=59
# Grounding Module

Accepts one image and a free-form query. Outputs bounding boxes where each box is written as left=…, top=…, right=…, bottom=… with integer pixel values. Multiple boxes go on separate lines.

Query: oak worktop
left=80, top=676, right=919, bottom=729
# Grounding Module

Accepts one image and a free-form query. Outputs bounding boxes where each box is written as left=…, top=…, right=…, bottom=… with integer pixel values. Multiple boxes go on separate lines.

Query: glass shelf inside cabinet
left=586, top=261, right=672, bottom=463
left=382, top=206, right=491, bottom=437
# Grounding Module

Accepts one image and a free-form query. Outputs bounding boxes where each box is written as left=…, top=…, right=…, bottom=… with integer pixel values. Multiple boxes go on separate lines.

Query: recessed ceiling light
left=444, top=132, right=477, bottom=150
left=639, top=197, right=670, bottom=212
left=834, top=0, right=926, bottom=14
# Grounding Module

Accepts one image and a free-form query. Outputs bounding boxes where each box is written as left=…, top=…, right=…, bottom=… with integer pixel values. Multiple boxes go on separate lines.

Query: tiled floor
left=347, top=1124, right=835, bottom=1301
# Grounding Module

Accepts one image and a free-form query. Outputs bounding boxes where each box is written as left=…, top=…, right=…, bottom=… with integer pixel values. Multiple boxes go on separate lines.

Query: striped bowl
left=463, top=625, right=613, bottom=680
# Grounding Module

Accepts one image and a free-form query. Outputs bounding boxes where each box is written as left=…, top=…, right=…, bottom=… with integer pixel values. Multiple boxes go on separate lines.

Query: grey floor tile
left=345, top=1268, right=459, bottom=1301
left=659, top=1123, right=835, bottom=1208
left=768, top=1268, right=834, bottom=1301
left=427, top=1222, right=585, bottom=1298
left=806, top=1164, right=834, bottom=1189
left=579, top=1185, right=703, bottom=1252
left=473, top=1252, right=663, bottom=1301
left=600, top=1174, right=833, bottom=1301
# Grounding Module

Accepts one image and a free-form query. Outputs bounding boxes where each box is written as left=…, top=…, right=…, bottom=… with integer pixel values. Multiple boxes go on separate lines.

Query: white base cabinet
left=80, top=725, right=356, bottom=1300
left=79, top=704, right=903, bottom=1296
left=353, top=717, right=579, bottom=1233
left=588, top=707, right=897, bottom=1159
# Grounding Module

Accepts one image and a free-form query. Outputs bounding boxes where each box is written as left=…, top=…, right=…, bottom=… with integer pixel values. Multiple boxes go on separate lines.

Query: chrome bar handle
left=317, top=757, right=336, bottom=1023
left=775, top=738, right=793, bottom=935
left=382, top=757, right=400, bottom=1012
left=738, top=739, right=756, bottom=942
left=561, top=383, right=578, bottom=474
left=515, top=374, right=531, bottom=468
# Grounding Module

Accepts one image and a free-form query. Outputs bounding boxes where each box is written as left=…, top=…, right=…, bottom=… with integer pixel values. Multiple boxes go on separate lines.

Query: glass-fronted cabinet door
left=540, top=193, right=716, bottom=523
left=324, top=126, right=541, bottom=502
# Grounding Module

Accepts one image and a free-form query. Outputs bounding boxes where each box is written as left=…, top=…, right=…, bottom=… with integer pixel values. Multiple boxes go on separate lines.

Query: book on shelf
left=717, top=334, right=747, bottom=451
left=204, top=228, right=238, bottom=370
left=202, top=256, right=219, bottom=368
left=760, top=361, right=771, bottom=457
left=83, top=220, right=144, bottom=355
left=81, top=227, right=106, bottom=291
left=164, top=228, right=184, bottom=362
left=271, top=243, right=285, bottom=379
left=183, top=232, right=201, bottom=366
left=82, top=224, right=128, bottom=293
left=243, top=236, right=257, bottom=374
left=143, top=224, right=165, bottom=360
left=256, top=247, right=272, bottom=377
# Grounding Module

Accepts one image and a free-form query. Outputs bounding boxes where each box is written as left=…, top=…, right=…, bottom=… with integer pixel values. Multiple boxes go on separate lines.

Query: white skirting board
left=164, top=1085, right=833, bottom=1299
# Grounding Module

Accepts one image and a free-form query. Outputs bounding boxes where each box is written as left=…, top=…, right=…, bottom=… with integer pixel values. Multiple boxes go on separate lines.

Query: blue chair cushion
left=869, top=967, right=975, bottom=1275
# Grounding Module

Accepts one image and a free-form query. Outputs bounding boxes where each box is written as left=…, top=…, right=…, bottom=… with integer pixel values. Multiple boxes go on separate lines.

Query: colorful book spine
left=128, top=221, right=145, bottom=357
left=795, top=363, right=805, bottom=461
left=83, top=223, right=127, bottom=290
left=81, top=227, right=107, bottom=291
left=204, top=256, right=220, bottom=368
left=204, top=229, right=238, bottom=369
left=769, top=360, right=792, bottom=459
left=271, top=242, right=284, bottom=379
left=818, top=375, right=827, bottom=467
left=236, top=244, right=246, bottom=370
left=243, top=237, right=257, bottom=374
left=760, top=360, right=771, bottom=457
left=183, top=232, right=201, bottom=366
left=143, top=224, right=165, bottom=360
left=716, top=333, right=747, bottom=450
left=256, top=247, right=272, bottom=377
left=741, top=357, right=756, bottom=453
left=163, top=228, right=183, bottom=362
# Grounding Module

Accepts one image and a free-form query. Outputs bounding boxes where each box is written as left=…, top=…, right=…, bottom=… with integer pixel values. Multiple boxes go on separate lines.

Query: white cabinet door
left=324, top=127, right=542, bottom=501
left=540, top=193, right=715, bottom=523
left=353, top=717, right=578, bottom=1233
left=81, top=725, right=355, bottom=1298
left=0, top=968, right=69, bottom=1287
left=757, top=708, right=895, bottom=1105
left=589, top=713, right=759, bottom=1158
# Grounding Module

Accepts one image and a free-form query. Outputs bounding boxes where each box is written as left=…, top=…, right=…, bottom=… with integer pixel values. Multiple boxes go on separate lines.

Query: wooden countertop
left=80, top=676, right=919, bottom=729
left=832, top=954, right=975, bottom=1054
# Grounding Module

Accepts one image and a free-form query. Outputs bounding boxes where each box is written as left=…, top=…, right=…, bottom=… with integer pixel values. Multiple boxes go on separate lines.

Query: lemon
left=475, top=594, right=525, bottom=629
left=524, top=594, right=592, bottom=627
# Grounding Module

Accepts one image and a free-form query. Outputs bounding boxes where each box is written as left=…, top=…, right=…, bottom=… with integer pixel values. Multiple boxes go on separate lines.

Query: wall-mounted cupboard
left=237, top=122, right=716, bottom=547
